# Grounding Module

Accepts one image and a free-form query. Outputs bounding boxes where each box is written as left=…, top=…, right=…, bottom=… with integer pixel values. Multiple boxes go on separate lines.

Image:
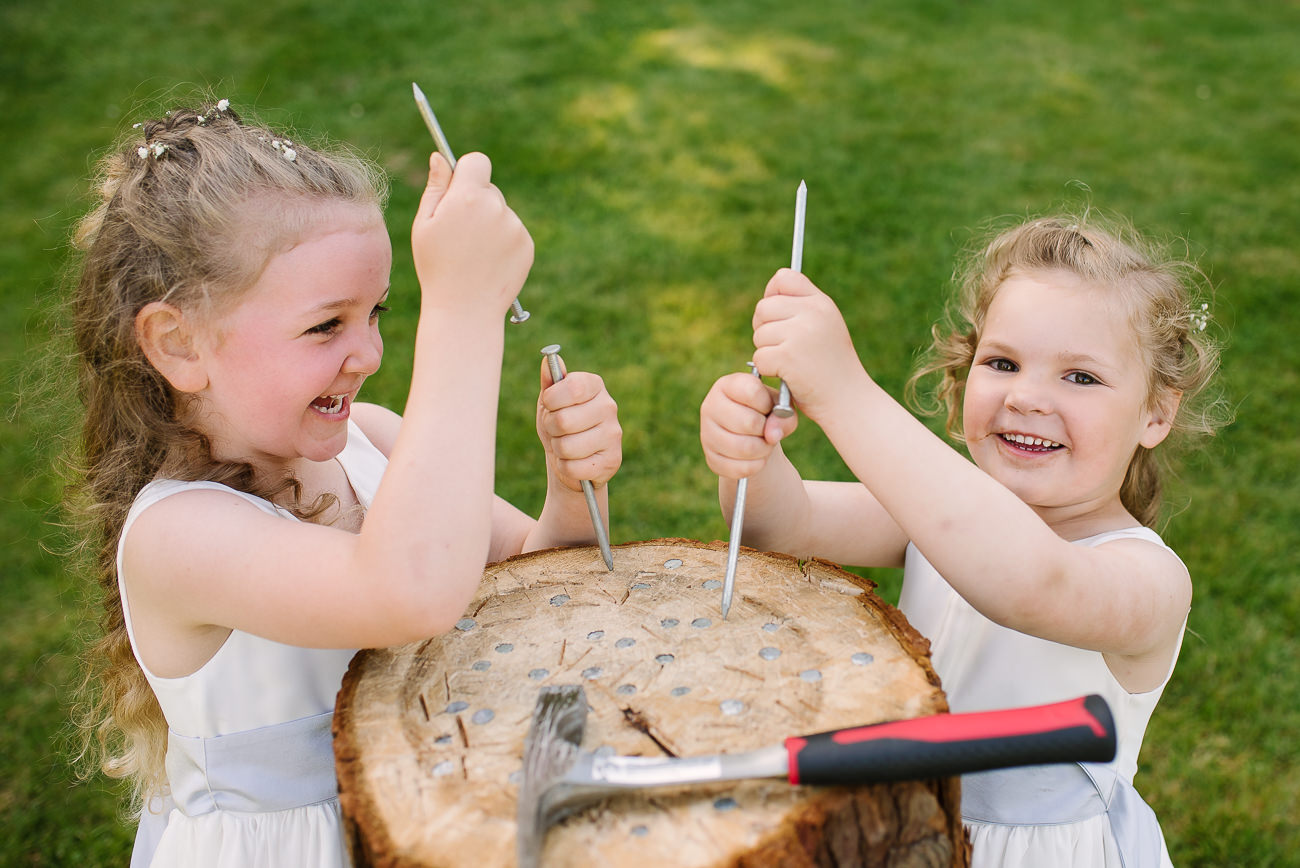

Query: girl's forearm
left=723, top=447, right=908, bottom=568
left=355, top=310, right=505, bottom=625
left=814, top=371, right=1064, bottom=604
left=719, top=444, right=813, bottom=555
left=524, top=479, right=610, bottom=553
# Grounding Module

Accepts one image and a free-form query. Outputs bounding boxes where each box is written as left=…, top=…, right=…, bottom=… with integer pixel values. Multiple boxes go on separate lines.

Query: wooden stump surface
left=334, top=539, right=970, bottom=867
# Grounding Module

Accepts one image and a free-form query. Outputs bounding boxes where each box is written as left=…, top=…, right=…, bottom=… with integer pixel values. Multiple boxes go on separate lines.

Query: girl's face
left=189, top=204, right=391, bottom=474
left=961, top=269, right=1172, bottom=530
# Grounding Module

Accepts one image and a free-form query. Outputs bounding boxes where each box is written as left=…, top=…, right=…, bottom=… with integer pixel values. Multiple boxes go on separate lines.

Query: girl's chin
left=295, top=427, right=351, bottom=464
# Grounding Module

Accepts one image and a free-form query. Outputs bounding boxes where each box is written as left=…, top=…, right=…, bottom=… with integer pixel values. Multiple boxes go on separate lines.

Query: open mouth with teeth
left=310, top=394, right=348, bottom=416
left=999, top=432, right=1063, bottom=453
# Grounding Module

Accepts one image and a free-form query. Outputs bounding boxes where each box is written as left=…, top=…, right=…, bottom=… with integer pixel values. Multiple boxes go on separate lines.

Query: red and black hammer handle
left=785, top=694, right=1115, bottom=785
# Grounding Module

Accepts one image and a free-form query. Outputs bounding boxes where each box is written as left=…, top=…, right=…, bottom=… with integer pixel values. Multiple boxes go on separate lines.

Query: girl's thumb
left=417, top=153, right=454, bottom=218
left=764, top=267, right=818, bottom=299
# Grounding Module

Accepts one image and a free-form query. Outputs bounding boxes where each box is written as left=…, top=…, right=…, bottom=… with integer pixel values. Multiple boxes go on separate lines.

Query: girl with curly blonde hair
left=700, top=212, right=1225, bottom=867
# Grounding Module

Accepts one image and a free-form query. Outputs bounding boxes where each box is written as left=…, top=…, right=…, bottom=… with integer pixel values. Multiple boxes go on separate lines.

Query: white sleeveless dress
left=118, top=421, right=387, bottom=868
left=898, top=527, right=1182, bottom=868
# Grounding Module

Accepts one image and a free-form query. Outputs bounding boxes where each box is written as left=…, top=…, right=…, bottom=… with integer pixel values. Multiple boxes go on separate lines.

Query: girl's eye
left=305, top=318, right=342, bottom=336
left=1065, top=371, right=1100, bottom=386
left=370, top=303, right=390, bottom=321
left=986, top=358, right=1017, bottom=372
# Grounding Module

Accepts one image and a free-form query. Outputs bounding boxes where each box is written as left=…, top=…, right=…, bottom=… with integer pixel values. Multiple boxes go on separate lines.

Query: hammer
left=515, top=685, right=1116, bottom=866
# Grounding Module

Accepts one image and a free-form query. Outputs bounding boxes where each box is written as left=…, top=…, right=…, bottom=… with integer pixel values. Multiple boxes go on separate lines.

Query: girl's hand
left=410, top=152, right=534, bottom=322
left=752, top=269, right=870, bottom=422
left=700, top=371, right=799, bottom=480
left=536, top=360, right=622, bottom=491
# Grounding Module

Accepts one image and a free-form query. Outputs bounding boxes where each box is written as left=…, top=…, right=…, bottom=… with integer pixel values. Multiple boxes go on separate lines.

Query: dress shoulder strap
left=1075, top=525, right=1166, bottom=548
left=1075, top=525, right=1184, bottom=563
left=336, top=419, right=387, bottom=509
left=125, top=479, right=288, bottom=526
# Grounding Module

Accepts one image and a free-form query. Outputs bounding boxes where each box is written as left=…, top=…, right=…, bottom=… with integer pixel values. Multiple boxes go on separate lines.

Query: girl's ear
left=135, top=301, right=209, bottom=393
left=1139, top=388, right=1182, bottom=449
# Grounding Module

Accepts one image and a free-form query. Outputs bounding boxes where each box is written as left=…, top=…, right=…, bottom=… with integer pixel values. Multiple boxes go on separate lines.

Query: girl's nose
left=344, top=327, right=383, bottom=375
left=1004, top=375, right=1051, bottom=415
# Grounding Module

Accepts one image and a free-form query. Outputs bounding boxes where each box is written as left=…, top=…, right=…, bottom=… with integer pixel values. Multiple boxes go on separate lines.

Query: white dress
left=118, top=421, right=388, bottom=868
left=898, top=527, right=1181, bottom=868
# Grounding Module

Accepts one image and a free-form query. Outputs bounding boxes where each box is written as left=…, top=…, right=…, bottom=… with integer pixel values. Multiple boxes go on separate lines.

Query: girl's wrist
left=800, top=362, right=874, bottom=426
left=536, top=482, right=603, bottom=546
left=416, top=298, right=511, bottom=333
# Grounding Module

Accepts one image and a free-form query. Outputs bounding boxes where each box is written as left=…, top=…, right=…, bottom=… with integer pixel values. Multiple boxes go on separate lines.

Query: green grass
left=3, top=0, right=1297, bottom=864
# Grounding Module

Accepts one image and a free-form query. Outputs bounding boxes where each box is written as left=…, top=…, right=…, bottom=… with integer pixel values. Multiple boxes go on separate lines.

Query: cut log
left=334, top=539, right=970, bottom=867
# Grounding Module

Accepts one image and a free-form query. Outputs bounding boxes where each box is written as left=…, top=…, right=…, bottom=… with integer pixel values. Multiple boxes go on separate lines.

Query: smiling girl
left=68, top=99, right=622, bottom=867
left=699, top=215, right=1224, bottom=867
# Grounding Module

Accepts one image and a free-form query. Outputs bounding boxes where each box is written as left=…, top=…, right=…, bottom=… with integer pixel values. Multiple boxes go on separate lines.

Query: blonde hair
left=908, top=213, right=1228, bottom=527
left=65, top=97, right=388, bottom=809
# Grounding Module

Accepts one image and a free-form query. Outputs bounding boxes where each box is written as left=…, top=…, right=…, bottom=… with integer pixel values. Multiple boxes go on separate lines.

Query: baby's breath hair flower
left=1190, top=303, right=1210, bottom=332
left=270, top=138, right=297, bottom=162
left=216, top=98, right=230, bottom=112
left=138, top=142, right=168, bottom=160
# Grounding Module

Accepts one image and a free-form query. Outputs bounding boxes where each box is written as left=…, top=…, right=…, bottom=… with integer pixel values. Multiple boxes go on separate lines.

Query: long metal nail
left=721, top=362, right=763, bottom=619
left=413, top=82, right=530, bottom=325
left=771, top=180, right=806, bottom=418
left=541, top=344, right=614, bottom=571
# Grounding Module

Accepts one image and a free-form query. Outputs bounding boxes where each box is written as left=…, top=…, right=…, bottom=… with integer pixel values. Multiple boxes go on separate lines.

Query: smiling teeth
left=318, top=395, right=345, bottom=413
left=1004, top=433, right=1061, bottom=448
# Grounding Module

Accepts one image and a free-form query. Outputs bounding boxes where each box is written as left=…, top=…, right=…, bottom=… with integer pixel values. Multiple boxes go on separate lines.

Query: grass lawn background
left=2, top=1, right=1296, bottom=864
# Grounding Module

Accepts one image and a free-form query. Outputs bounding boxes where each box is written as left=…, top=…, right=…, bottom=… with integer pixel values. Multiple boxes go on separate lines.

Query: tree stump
left=334, top=539, right=970, bottom=867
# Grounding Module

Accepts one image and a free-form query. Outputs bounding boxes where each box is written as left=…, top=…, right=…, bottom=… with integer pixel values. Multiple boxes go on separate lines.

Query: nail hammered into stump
left=541, top=344, right=614, bottom=571
left=721, top=362, right=763, bottom=618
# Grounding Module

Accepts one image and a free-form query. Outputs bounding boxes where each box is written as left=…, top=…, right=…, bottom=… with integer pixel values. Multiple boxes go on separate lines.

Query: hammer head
left=516, top=685, right=589, bottom=868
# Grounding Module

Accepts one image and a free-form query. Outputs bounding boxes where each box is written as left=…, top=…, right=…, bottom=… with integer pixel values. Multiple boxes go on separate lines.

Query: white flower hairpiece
left=138, top=142, right=169, bottom=160
left=270, top=138, right=297, bottom=162
left=198, top=99, right=230, bottom=127
left=1190, top=303, right=1210, bottom=332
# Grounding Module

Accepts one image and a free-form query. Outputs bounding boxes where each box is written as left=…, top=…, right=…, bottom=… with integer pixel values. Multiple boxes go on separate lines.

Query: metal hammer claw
left=515, top=684, right=1116, bottom=866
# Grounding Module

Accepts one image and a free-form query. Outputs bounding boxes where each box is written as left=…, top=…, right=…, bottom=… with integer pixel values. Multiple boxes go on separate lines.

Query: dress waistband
left=165, top=711, right=339, bottom=816
left=962, top=762, right=1167, bottom=867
